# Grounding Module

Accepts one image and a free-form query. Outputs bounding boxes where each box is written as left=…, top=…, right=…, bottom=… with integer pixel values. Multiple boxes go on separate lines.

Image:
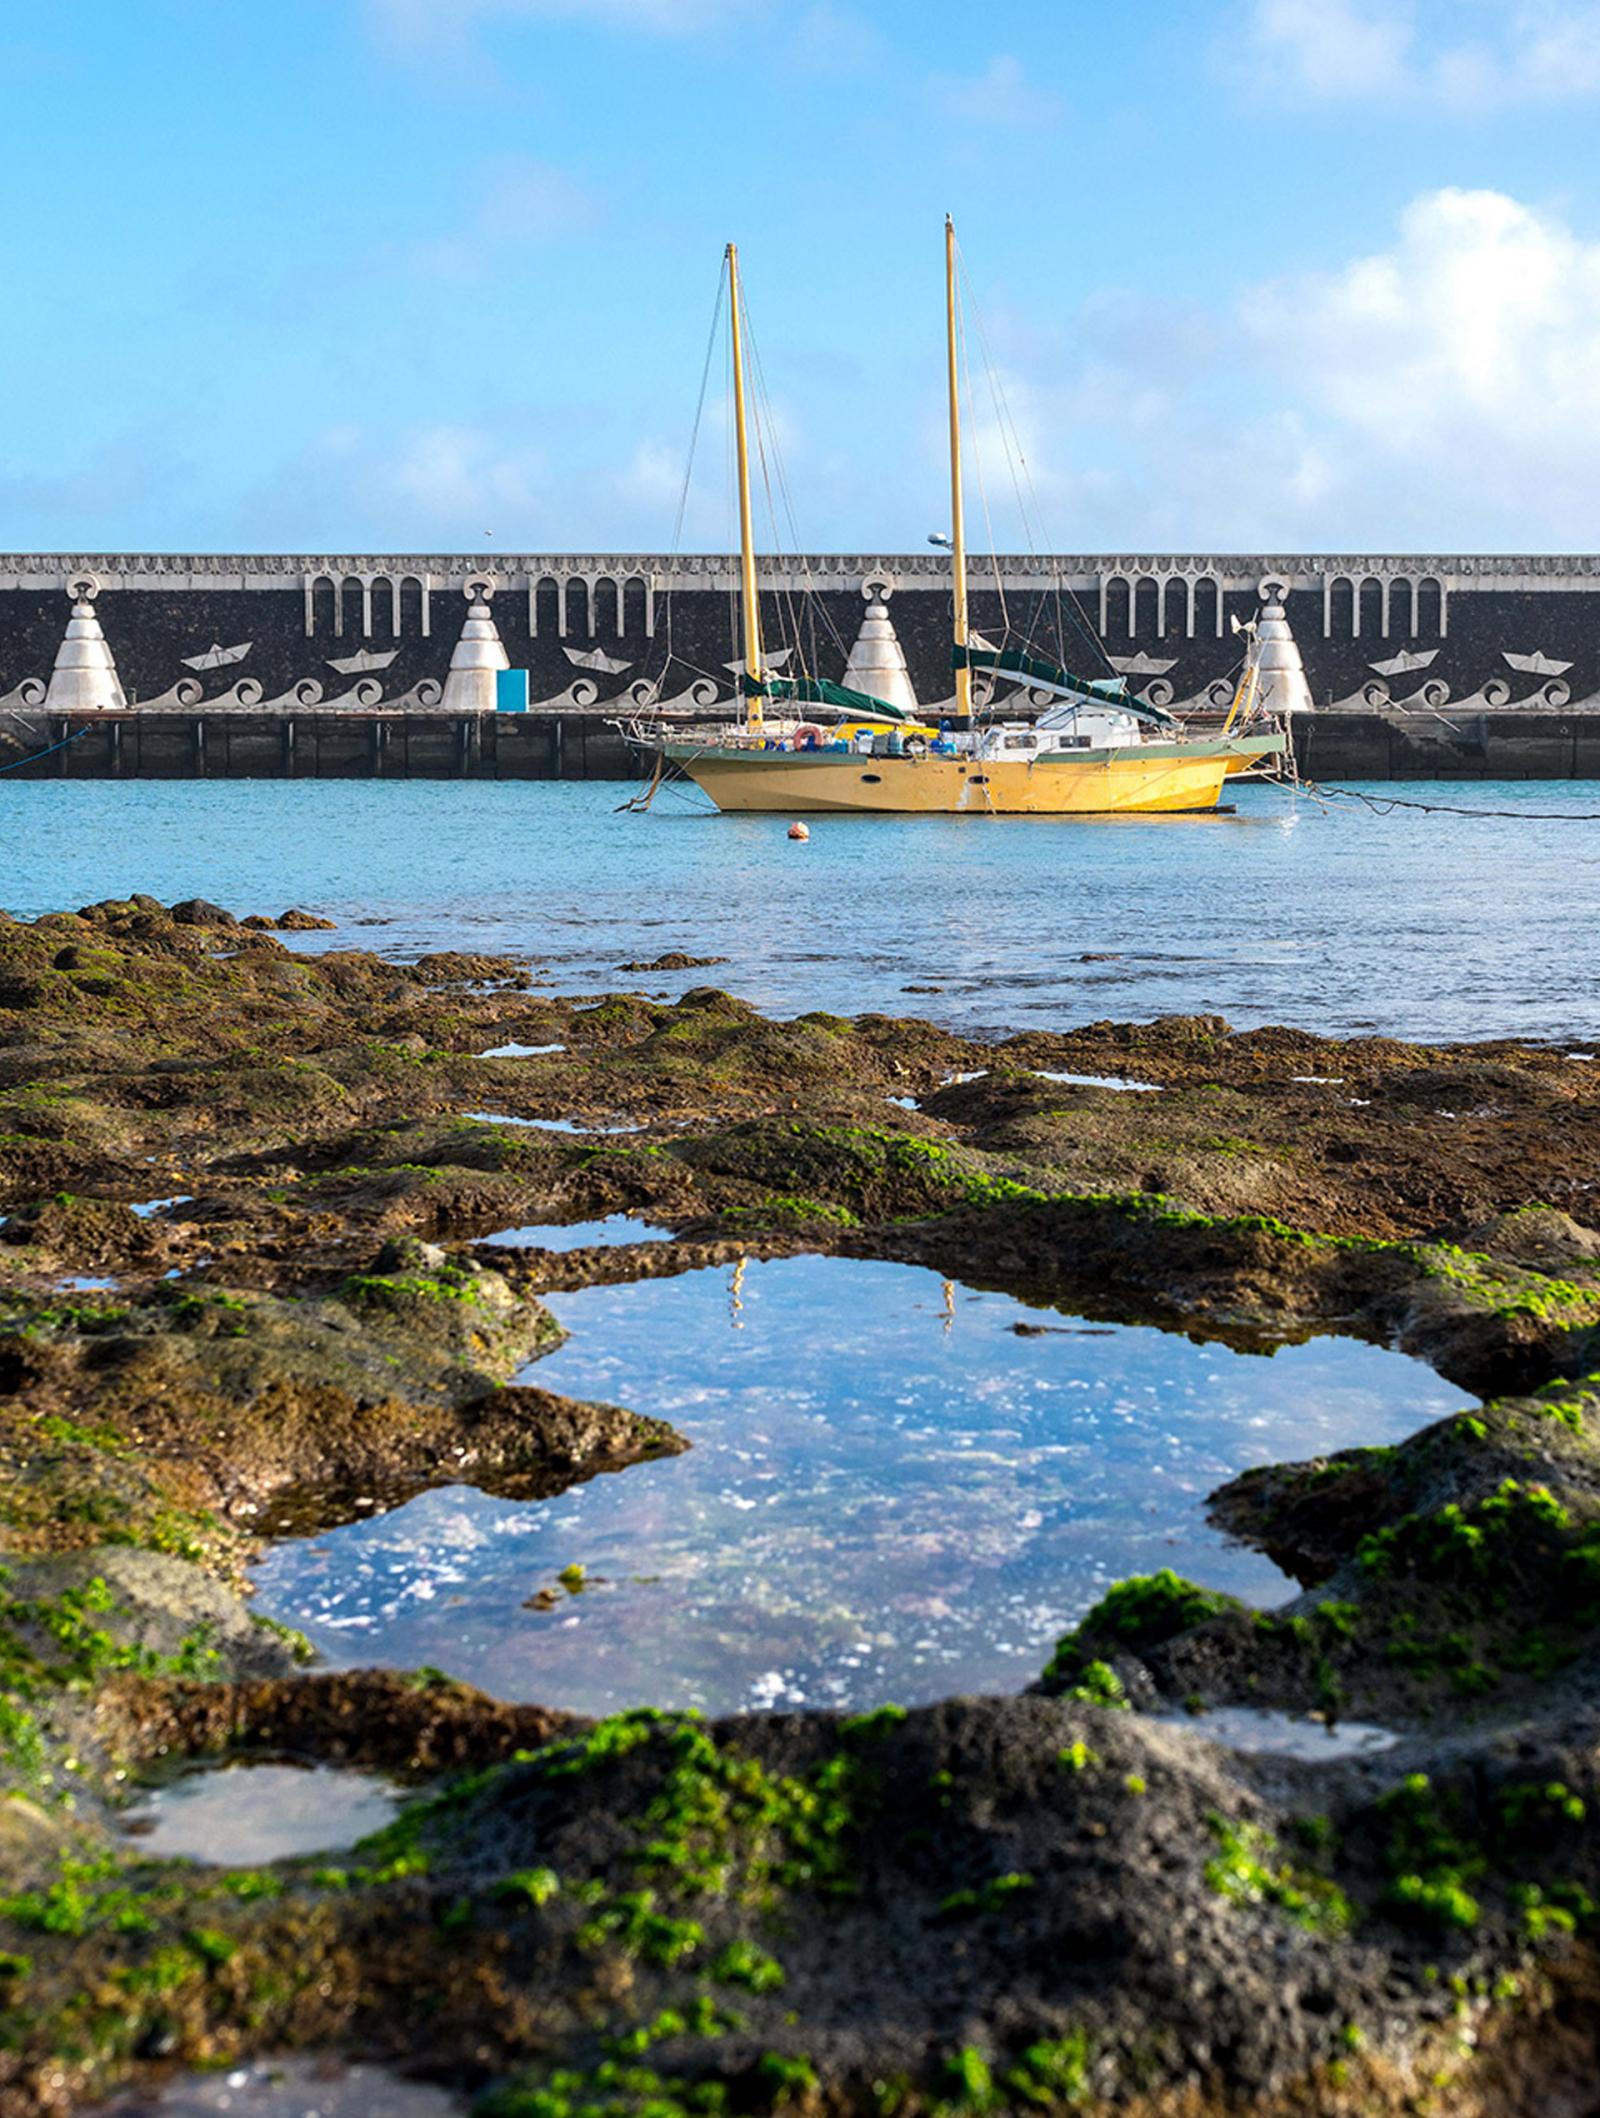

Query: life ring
left=793, top=723, right=826, bottom=750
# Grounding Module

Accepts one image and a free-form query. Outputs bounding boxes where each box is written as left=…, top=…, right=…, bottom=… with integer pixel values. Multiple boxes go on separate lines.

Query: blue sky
left=4, top=0, right=1600, bottom=554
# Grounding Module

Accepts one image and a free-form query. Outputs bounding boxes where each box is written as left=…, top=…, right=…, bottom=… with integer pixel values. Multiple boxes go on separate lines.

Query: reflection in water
left=120, top=1762, right=401, bottom=1864
left=474, top=1216, right=670, bottom=1251
left=1159, top=1705, right=1399, bottom=1760
left=254, top=1258, right=1458, bottom=1719
left=93, top=2058, right=462, bottom=2118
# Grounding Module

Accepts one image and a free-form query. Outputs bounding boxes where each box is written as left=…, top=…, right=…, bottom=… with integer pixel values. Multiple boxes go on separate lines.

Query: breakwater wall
left=6, top=550, right=1600, bottom=724
left=6, top=708, right=1600, bottom=782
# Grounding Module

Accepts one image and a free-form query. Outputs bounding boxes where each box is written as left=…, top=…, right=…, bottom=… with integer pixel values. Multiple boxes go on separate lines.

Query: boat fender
left=788, top=821, right=810, bottom=841
left=793, top=723, right=826, bottom=750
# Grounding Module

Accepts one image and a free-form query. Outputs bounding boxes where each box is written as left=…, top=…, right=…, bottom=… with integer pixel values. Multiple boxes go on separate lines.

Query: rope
left=1298, top=779, right=1600, bottom=822
left=0, top=723, right=91, bottom=773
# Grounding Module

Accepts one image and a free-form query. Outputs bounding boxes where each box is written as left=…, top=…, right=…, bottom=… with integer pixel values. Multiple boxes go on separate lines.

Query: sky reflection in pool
left=120, top=1761, right=400, bottom=1864
left=252, top=1257, right=1458, bottom=1719
left=474, top=1216, right=670, bottom=1251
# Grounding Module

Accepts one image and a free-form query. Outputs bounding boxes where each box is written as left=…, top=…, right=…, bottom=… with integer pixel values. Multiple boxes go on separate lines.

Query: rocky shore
left=3, top=896, right=1600, bottom=2115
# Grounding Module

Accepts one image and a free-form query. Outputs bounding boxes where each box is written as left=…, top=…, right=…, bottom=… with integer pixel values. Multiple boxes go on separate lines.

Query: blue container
left=497, top=669, right=529, bottom=714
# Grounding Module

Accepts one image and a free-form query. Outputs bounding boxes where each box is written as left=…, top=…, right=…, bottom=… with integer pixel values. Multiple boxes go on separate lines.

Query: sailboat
left=637, top=227, right=1286, bottom=815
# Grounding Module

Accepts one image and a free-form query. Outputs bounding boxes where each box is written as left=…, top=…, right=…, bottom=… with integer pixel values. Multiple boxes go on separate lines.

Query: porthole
left=861, top=772, right=883, bottom=783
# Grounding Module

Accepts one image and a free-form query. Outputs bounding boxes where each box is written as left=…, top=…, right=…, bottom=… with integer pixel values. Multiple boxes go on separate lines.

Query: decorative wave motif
left=385, top=679, right=443, bottom=710
left=654, top=679, right=726, bottom=711
left=319, top=680, right=386, bottom=710
left=258, top=679, right=325, bottom=710
left=536, top=679, right=602, bottom=709
left=1395, top=679, right=1453, bottom=710
left=0, top=679, right=46, bottom=709
left=138, top=679, right=205, bottom=710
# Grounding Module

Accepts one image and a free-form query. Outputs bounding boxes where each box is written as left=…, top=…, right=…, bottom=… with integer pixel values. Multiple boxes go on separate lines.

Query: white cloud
left=1241, top=0, right=1600, bottom=106
left=928, top=186, right=1600, bottom=550
left=389, top=425, right=549, bottom=522
left=242, top=422, right=551, bottom=547
left=1246, top=0, right=1412, bottom=96
left=412, top=155, right=597, bottom=279
left=1241, top=187, right=1600, bottom=496
left=928, top=53, right=1062, bottom=128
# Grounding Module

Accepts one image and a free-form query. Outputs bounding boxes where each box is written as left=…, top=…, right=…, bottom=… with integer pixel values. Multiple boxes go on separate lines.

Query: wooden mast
left=945, top=215, right=971, bottom=719
left=726, top=242, right=764, bottom=737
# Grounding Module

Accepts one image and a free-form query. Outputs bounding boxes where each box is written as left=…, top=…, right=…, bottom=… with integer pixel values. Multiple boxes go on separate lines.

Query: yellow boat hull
left=660, top=735, right=1283, bottom=816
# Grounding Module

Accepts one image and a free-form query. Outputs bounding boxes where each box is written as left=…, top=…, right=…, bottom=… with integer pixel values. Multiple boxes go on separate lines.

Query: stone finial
left=1254, top=594, right=1314, bottom=717
left=841, top=588, right=918, bottom=715
left=45, top=575, right=126, bottom=713
left=441, top=580, right=510, bottom=714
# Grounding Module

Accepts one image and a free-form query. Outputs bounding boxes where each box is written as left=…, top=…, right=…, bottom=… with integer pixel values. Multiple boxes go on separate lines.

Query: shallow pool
left=91, top=2057, right=461, bottom=2118
left=253, top=1257, right=1457, bottom=1718
left=474, top=1215, right=670, bottom=1250
left=119, top=1761, right=401, bottom=1865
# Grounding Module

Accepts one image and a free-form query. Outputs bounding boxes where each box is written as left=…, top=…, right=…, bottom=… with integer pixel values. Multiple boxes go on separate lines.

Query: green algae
left=1204, top=1816, right=1353, bottom=1935
left=1042, top=1570, right=1242, bottom=1688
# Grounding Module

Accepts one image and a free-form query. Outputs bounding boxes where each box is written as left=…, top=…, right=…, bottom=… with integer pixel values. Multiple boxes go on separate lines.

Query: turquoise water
left=252, top=1257, right=1458, bottom=1718
left=5, top=778, right=1600, bottom=1038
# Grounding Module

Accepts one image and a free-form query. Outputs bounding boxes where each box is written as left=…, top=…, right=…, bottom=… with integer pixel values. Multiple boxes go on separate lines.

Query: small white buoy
left=788, top=821, right=810, bottom=841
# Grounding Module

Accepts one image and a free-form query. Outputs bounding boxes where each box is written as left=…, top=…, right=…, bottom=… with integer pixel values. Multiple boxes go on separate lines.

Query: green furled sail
left=953, top=644, right=1179, bottom=729
left=743, top=672, right=913, bottom=723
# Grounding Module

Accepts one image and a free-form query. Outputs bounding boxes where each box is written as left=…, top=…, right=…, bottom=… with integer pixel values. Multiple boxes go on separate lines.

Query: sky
left=4, top=0, right=1600, bottom=556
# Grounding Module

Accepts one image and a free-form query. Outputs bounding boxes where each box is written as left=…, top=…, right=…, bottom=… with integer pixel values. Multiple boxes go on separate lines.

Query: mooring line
left=1299, top=778, right=1600, bottom=822
left=0, top=724, right=92, bottom=773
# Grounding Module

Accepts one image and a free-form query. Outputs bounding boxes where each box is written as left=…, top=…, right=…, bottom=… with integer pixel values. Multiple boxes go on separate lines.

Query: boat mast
left=945, top=215, right=971, bottom=720
left=726, top=242, right=765, bottom=737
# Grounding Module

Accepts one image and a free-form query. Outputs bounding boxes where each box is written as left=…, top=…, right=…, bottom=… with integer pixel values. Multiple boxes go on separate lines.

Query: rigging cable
left=953, top=254, right=1010, bottom=658
left=741, top=299, right=853, bottom=674
left=951, top=240, right=1118, bottom=683
left=654, top=257, right=727, bottom=704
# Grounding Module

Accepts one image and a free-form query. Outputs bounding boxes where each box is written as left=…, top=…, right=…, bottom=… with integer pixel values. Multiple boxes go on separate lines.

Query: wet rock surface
left=2, top=899, right=1600, bottom=2112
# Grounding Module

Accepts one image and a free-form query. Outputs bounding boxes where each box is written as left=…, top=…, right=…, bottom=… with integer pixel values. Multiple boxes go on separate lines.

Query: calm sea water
left=252, top=1257, right=1458, bottom=1717
left=3, top=778, right=1600, bottom=1039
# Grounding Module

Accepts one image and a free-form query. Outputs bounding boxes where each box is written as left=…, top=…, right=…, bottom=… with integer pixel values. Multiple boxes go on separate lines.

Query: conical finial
left=45, top=575, right=126, bottom=712
left=841, top=585, right=918, bottom=715
left=1254, top=589, right=1314, bottom=717
left=441, top=577, right=510, bottom=714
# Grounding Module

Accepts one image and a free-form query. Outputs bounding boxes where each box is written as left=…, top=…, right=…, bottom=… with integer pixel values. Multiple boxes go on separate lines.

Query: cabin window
left=860, top=772, right=883, bottom=783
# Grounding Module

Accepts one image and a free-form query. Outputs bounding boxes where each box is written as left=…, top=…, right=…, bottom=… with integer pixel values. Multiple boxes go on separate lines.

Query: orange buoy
left=788, top=821, right=810, bottom=841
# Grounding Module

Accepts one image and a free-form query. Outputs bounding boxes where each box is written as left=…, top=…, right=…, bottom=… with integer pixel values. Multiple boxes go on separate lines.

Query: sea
left=3, top=776, right=1599, bottom=1042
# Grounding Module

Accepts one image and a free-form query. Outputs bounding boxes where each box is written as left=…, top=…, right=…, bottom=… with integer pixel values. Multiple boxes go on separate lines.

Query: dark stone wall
left=3, top=573, right=1599, bottom=716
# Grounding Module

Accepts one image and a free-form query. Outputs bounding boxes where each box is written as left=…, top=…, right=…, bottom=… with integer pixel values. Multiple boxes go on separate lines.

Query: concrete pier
left=5, top=707, right=1600, bottom=782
